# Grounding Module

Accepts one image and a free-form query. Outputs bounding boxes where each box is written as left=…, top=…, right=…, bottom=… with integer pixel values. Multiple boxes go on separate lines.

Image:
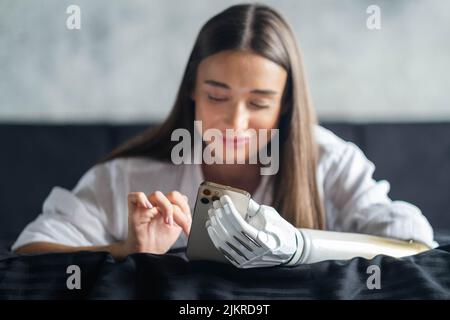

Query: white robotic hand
left=205, top=195, right=304, bottom=268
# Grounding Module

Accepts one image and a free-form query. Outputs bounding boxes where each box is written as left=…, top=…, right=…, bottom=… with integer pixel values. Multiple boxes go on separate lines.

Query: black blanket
left=1, top=236, right=449, bottom=300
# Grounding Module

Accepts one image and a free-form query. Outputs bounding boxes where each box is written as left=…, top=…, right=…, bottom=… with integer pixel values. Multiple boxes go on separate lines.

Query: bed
left=1, top=233, right=449, bottom=299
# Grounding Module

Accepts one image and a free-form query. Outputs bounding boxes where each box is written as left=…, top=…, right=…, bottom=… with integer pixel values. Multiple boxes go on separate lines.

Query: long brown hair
left=99, top=3, right=325, bottom=229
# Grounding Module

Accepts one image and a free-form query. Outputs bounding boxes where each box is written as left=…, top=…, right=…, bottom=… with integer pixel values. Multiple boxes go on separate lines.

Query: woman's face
left=192, top=50, right=287, bottom=162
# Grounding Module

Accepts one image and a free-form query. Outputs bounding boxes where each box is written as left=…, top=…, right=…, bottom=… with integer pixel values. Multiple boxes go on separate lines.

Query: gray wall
left=0, top=0, right=449, bottom=123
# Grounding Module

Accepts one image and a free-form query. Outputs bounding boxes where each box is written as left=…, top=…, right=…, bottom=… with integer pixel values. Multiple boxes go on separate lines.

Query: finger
left=136, top=215, right=154, bottom=225
left=220, top=204, right=267, bottom=252
left=128, top=192, right=153, bottom=212
left=247, top=199, right=260, bottom=219
left=172, top=204, right=191, bottom=236
left=216, top=200, right=266, bottom=253
left=128, top=192, right=152, bottom=209
left=131, top=207, right=159, bottom=225
left=210, top=209, right=255, bottom=258
left=137, top=207, right=159, bottom=219
left=149, top=191, right=174, bottom=225
left=207, top=225, right=240, bottom=267
left=213, top=200, right=221, bottom=209
left=219, top=195, right=259, bottom=241
left=165, top=191, right=191, bottom=216
left=213, top=206, right=262, bottom=255
left=210, top=214, right=248, bottom=264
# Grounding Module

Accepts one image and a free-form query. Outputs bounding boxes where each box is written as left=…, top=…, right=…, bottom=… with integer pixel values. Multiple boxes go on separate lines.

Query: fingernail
left=169, top=216, right=173, bottom=226
left=146, top=200, right=153, bottom=209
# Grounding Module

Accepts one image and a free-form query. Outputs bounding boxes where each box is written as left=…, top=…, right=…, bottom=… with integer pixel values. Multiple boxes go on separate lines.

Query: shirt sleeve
left=11, top=159, right=124, bottom=251
left=323, top=140, right=436, bottom=248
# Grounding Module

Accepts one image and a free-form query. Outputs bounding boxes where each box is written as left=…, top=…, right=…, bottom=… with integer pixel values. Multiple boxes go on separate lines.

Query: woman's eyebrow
left=204, top=80, right=230, bottom=90
left=204, top=79, right=278, bottom=95
left=250, top=89, right=278, bottom=96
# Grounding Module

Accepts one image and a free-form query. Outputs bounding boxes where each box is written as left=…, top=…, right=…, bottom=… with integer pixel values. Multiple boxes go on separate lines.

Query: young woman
left=13, top=4, right=435, bottom=266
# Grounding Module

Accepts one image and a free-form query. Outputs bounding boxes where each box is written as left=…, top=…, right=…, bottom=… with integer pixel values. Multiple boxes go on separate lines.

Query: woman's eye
left=207, top=94, right=228, bottom=102
left=250, top=101, right=270, bottom=109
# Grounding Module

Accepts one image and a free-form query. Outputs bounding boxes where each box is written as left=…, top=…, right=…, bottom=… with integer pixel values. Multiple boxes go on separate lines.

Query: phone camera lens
left=200, top=197, right=209, bottom=204
left=203, top=189, right=211, bottom=196
left=211, top=196, right=220, bottom=202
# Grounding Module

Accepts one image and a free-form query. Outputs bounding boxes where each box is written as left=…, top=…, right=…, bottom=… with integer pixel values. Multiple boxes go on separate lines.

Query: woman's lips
left=222, top=135, right=250, bottom=147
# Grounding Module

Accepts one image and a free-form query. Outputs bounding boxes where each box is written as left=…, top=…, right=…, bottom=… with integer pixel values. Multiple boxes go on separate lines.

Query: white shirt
left=12, top=125, right=436, bottom=251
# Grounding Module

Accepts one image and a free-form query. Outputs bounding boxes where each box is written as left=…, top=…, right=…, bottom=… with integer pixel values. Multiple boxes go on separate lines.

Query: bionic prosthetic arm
left=206, top=195, right=430, bottom=268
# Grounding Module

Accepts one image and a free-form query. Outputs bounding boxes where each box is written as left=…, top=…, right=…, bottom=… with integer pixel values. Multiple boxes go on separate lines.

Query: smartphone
left=186, top=181, right=251, bottom=263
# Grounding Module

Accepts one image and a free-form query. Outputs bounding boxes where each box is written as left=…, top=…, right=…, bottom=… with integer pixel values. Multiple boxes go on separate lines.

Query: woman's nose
left=226, top=102, right=249, bottom=131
